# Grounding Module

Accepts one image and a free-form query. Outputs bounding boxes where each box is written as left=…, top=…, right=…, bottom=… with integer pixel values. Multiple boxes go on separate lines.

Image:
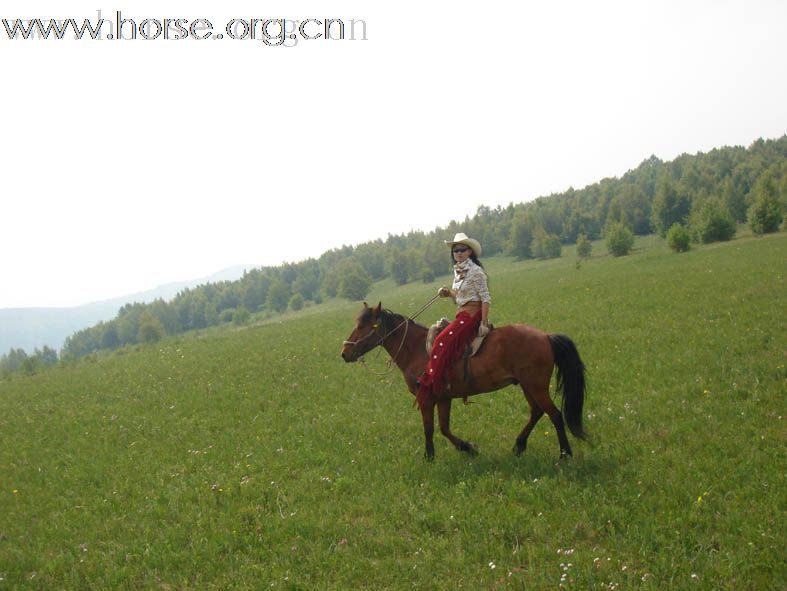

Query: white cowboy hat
left=445, top=232, right=482, bottom=257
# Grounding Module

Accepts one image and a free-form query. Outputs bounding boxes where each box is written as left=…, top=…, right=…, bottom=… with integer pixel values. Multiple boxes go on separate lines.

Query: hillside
left=44, top=135, right=787, bottom=363
left=0, top=266, right=249, bottom=353
left=1, top=232, right=784, bottom=589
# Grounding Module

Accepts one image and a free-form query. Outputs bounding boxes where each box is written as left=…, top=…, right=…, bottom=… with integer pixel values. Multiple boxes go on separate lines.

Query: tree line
left=0, top=346, right=58, bottom=378
left=3, top=135, right=785, bottom=374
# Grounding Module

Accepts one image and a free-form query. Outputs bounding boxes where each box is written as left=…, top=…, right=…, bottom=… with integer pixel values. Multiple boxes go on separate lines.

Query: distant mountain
left=0, top=266, right=250, bottom=353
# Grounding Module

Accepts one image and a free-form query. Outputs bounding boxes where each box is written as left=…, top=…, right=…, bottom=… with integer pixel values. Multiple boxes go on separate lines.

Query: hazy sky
left=2, top=0, right=785, bottom=308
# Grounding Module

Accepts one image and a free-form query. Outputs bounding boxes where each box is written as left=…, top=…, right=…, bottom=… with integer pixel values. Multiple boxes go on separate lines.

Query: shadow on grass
left=407, top=443, right=617, bottom=488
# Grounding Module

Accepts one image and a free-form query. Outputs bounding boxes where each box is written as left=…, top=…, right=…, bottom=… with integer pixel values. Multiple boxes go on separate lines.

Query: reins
left=410, top=292, right=443, bottom=322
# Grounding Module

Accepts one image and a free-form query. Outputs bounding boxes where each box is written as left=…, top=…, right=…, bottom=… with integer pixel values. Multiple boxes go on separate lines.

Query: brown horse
left=341, top=302, right=587, bottom=460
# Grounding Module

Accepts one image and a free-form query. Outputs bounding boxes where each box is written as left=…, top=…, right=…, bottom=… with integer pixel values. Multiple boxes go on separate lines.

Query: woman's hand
left=478, top=323, right=490, bottom=337
left=437, top=286, right=452, bottom=298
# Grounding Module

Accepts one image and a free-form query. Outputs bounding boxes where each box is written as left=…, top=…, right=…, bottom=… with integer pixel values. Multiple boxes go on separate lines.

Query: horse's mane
left=379, top=308, right=426, bottom=334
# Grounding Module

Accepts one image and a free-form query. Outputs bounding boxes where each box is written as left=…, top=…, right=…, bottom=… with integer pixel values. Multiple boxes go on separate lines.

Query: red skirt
left=416, top=310, right=481, bottom=410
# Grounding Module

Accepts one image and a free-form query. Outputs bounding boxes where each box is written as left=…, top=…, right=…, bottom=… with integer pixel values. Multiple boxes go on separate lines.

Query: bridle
left=342, top=292, right=443, bottom=373
left=342, top=314, right=410, bottom=368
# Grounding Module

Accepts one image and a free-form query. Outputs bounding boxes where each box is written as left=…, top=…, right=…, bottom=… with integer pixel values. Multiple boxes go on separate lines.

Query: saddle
left=426, top=318, right=492, bottom=358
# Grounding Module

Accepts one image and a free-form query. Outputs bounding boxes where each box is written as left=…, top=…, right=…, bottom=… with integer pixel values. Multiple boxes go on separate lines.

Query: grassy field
left=1, top=233, right=785, bottom=590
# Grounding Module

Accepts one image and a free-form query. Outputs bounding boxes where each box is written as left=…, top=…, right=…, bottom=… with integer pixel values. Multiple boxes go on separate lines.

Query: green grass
left=1, top=233, right=785, bottom=590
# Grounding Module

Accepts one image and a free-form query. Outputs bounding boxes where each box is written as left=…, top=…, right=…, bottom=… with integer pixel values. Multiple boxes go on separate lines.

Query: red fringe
left=416, top=310, right=481, bottom=410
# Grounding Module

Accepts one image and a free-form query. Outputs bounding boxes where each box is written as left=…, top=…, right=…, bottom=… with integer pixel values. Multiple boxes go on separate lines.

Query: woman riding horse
left=418, top=232, right=491, bottom=410
left=341, top=235, right=587, bottom=461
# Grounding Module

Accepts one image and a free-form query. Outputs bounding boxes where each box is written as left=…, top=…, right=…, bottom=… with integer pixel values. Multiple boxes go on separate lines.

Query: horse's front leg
left=420, top=401, right=436, bottom=460
left=438, top=399, right=479, bottom=455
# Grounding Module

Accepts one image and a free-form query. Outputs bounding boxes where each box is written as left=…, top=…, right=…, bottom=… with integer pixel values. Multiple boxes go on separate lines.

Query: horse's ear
left=375, top=302, right=382, bottom=315
left=362, top=302, right=369, bottom=309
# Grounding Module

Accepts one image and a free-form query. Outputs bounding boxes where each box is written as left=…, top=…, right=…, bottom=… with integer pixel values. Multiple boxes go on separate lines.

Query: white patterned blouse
left=451, top=259, right=491, bottom=306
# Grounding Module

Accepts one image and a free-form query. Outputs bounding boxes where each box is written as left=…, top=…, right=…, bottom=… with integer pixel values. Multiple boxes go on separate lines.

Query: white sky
left=2, top=0, right=786, bottom=308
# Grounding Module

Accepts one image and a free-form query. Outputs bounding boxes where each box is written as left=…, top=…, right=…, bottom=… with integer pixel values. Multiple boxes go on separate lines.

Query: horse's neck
left=381, top=318, right=427, bottom=369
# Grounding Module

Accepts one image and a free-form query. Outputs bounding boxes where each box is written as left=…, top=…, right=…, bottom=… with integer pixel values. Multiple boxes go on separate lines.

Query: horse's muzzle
left=341, top=339, right=359, bottom=363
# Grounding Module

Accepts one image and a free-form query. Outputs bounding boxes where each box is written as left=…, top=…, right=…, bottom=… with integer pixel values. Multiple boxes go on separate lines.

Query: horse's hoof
left=512, top=443, right=526, bottom=456
left=460, top=441, right=479, bottom=455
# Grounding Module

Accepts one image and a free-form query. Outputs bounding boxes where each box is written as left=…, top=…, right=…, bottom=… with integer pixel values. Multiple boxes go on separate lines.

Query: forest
left=2, top=135, right=785, bottom=373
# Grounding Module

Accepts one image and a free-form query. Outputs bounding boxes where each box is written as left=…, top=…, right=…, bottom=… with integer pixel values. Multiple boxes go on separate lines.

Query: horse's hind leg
left=438, top=400, right=478, bottom=455
left=544, top=396, right=573, bottom=459
left=520, top=381, right=573, bottom=459
left=513, top=396, right=544, bottom=456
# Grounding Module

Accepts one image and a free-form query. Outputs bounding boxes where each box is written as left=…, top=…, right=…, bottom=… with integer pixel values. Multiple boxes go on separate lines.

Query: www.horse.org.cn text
left=2, top=11, right=368, bottom=46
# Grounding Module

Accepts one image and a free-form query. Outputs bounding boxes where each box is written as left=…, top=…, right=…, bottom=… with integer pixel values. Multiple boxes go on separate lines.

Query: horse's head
left=341, top=302, right=384, bottom=362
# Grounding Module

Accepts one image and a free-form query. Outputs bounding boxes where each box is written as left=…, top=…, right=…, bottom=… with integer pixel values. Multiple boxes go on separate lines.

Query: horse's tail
left=548, top=334, right=587, bottom=439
